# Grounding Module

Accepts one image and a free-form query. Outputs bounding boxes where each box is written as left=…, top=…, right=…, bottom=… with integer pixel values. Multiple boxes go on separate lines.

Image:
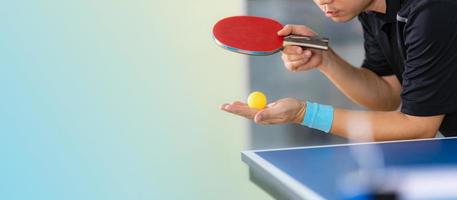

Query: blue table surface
left=254, top=138, right=457, bottom=200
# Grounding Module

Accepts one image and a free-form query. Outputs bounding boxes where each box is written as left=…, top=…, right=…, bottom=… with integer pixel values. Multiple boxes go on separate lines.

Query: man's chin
left=329, top=15, right=355, bottom=23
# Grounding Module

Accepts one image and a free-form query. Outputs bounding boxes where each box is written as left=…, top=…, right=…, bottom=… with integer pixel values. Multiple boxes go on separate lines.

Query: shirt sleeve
left=358, top=15, right=395, bottom=76
left=401, top=2, right=457, bottom=116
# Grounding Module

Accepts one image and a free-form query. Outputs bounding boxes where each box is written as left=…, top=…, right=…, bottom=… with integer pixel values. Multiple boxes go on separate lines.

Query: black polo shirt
left=358, top=0, right=457, bottom=136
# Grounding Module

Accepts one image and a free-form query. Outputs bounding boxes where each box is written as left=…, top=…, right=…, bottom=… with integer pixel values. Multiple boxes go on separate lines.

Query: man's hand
left=278, top=24, right=329, bottom=72
left=220, top=98, right=306, bottom=125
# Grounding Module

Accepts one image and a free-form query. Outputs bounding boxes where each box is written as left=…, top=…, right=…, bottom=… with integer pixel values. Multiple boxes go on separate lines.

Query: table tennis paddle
left=212, top=16, right=329, bottom=56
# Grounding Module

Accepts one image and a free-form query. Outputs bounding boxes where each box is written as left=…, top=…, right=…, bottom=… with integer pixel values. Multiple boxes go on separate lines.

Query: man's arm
left=319, top=49, right=402, bottom=111
left=331, top=109, right=443, bottom=141
left=279, top=25, right=401, bottom=111
left=221, top=99, right=443, bottom=141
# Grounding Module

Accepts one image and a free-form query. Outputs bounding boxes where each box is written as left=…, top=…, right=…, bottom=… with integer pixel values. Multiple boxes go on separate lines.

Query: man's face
left=313, top=0, right=372, bottom=22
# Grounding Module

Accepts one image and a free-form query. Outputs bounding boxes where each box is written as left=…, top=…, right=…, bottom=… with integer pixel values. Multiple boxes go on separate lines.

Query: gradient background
left=1, top=0, right=272, bottom=199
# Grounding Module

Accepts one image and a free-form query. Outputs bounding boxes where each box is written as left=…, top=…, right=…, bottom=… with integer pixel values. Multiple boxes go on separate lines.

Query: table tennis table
left=242, top=137, right=457, bottom=200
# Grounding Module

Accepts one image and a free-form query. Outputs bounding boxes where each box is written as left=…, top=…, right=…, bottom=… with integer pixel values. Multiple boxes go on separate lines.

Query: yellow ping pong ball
left=247, top=91, right=267, bottom=109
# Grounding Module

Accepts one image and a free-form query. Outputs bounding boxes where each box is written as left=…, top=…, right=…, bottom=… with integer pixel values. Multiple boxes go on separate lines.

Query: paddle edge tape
left=212, top=35, right=280, bottom=56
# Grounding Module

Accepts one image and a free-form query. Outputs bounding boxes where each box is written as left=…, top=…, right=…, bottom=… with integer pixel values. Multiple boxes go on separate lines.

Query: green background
left=0, top=0, right=271, bottom=199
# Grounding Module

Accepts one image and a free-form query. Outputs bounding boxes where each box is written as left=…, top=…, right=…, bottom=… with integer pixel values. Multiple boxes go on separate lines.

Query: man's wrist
left=317, top=48, right=335, bottom=72
left=301, top=101, right=334, bottom=133
left=293, top=101, right=307, bottom=124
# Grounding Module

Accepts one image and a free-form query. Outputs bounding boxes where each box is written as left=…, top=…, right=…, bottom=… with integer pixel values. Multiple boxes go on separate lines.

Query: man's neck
left=365, top=0, right=387, bottom=13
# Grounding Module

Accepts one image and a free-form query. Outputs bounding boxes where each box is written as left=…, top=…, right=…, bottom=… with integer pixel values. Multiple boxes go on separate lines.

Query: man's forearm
left=318, top=49, right=401, bottom=111
left=331, top=108, right=443, bottom=141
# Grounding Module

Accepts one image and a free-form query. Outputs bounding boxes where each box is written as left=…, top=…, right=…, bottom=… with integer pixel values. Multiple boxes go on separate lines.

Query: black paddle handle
left=283, top=35, right=329, bottom=51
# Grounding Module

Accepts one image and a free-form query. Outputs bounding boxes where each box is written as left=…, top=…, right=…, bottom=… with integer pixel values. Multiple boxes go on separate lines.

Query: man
left=220, top=0, right=457, bottom=141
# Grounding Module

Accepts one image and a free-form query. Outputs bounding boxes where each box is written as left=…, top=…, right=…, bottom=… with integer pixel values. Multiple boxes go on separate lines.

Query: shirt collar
left=373, top=0, right=402, bottom=23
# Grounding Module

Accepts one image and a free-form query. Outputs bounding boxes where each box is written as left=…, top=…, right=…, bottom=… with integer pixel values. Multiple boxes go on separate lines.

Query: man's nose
left=315, top=0, right=333, bottom=5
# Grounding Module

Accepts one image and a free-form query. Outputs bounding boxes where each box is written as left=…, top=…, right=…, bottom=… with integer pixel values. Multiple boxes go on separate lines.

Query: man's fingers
left=277, top=24, right=317, bottom=36
left=303, top=50, right=312, bottom=57
left=256, top=117, right=286, bottom=125
left=285, top=50, right=312, bottom=61
left=222, top=103, right=258, bottom=119
left=282, top=50, right=312, bottom=63
left=231, top=101, right=245, bottom=106
left=282, top=48, right=314, bottom=71
left=220, top=101, right=245, bottom=110
left=267, top=102, right=277, bottom=108
left=254, top=106, right=283, bottom=123
left=285, top=60, right=306, bottom=71
left=283, top=46, right=303, bottom=55
left=285, top=53, right=306, bottom=62
left=220, top=103, right=230, bottom=110
left=254, top=112, right=285, bottom=125
left=283, top=47, right=313, bottom=57
left=290, top=25, right=317, bottom=36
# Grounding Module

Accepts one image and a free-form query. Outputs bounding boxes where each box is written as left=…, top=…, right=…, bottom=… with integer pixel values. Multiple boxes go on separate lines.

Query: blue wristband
left=302, top=101, right=334, bottom=133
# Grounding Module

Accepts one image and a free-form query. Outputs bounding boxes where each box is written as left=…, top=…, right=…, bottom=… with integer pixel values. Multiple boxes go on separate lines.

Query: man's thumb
left=254, top=107, right=279, bottom=123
